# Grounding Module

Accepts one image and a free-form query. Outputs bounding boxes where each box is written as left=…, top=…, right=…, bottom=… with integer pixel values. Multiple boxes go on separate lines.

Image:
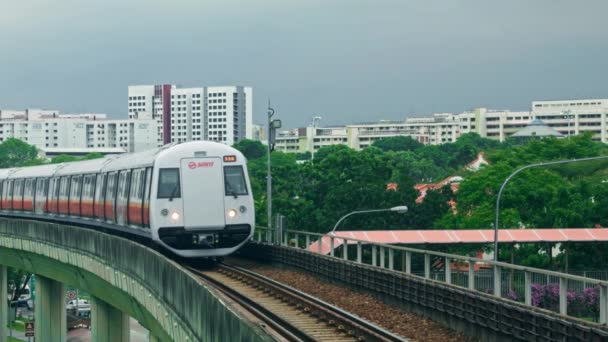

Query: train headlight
left=171, top=211, right=180, bottom=221
left=161, top=209, right=169, bottom=216
left=239, top=205, right=247, bottom=213
left=228, top=209, right=237, bottom=219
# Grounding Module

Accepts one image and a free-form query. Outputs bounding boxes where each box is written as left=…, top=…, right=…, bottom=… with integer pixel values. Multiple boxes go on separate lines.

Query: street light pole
left=267, top=102, right=275, bottom=230
left=494, top=155, right=608, bottom=261
left=331, top=206, right=408, bottom=233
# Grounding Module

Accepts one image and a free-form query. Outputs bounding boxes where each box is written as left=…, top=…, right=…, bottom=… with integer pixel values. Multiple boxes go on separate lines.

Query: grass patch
left=11, top=322, right=25, bottom=332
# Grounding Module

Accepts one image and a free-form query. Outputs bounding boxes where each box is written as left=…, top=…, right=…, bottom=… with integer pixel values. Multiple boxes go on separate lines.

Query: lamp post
left=331, top=206, right=408, bottom=233
left=494, top=155, right=608, bottom=261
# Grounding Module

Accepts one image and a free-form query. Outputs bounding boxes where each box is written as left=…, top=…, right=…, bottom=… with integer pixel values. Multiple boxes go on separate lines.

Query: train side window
left=83, top=175, right=94, bottom=200
left=157, top=168, right=180, bottom=199
left=25, top=178, right=34, bottom=197
left=60, top=177, right=69, bottom=199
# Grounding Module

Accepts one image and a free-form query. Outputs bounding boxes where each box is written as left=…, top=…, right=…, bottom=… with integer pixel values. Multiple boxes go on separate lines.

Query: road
left=10, top=307, right=150, bottom=342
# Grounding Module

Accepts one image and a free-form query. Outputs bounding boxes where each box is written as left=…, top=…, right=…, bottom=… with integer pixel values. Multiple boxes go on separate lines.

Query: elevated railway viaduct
left=1, top=218, right=608, bottom=341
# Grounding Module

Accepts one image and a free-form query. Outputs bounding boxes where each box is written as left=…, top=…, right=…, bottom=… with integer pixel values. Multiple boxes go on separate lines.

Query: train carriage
left=0, top=141, right=255, bottom=258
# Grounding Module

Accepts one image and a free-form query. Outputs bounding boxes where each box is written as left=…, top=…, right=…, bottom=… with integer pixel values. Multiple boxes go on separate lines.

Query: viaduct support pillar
left=91, top=296, right=129, bottom=342
left=35, top=275, right=66, bottom=341
left=0, top=265, right=6, bottom=342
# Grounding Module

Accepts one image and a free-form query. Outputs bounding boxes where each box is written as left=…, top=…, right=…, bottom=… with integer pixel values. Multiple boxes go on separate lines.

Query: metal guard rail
left=254, top=226, right=608, bottom=325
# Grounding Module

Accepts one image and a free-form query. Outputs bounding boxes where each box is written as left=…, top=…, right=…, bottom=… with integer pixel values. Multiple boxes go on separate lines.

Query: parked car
left=66, top=299, right=90, bottom=311
left=8, top=287, right=31, bottom=307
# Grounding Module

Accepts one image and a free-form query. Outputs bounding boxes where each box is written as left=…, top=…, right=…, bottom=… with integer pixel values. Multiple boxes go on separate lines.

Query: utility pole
left=267, top=100, right=281, bottom=231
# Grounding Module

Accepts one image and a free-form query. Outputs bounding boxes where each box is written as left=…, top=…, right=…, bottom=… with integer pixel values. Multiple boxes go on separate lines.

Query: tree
left=0, top=138, right=40, bottom=168
left=233, top=139, right=266, bottom=160
left=373, top=136, right=423, bottom=152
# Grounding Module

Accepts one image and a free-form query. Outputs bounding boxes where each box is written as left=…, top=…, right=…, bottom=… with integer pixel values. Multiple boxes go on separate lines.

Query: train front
left=150, top=142, right=255, bottom=258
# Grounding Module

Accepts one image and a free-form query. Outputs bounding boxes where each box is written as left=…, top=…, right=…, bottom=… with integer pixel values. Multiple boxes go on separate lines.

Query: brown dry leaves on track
left=228, top=258, right=474, bottom=342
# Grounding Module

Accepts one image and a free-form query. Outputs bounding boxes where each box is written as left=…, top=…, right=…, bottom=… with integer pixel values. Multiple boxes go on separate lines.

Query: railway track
left=188, top=263, right=405, bottom=342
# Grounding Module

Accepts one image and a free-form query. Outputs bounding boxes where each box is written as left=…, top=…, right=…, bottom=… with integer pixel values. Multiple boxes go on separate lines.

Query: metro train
left=0, top=141, right=254, bottom=258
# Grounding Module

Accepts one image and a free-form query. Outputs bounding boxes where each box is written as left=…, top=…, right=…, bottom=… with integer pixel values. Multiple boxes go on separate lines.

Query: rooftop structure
left=511, top=119, right=564, bottom=139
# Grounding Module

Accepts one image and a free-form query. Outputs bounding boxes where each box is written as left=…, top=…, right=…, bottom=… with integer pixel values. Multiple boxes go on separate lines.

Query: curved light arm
left=494, top=155, right=608, bottom=261
left=331, top=206, right=408, bottom=233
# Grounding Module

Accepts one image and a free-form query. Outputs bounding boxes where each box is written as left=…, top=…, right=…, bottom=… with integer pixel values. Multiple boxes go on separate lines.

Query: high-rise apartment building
left=127, top=84, right=253, bottom=146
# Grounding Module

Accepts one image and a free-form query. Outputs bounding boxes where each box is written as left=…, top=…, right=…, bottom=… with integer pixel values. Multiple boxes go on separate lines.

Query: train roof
left=0, top=141, right=243, bottom=179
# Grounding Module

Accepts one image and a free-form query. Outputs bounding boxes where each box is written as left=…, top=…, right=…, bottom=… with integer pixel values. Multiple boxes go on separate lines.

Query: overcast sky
left=1, top=0, right=607, bottom=128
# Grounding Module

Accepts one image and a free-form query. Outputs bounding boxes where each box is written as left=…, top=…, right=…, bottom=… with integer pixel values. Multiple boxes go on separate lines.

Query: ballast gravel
left=227, top=257, right=474, bottom=342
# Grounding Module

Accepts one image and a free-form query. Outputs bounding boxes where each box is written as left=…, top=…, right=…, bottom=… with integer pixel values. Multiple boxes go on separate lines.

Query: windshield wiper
left=226, top=184, right=238, bottom=199
left=168, top=185, right=180, bottom=201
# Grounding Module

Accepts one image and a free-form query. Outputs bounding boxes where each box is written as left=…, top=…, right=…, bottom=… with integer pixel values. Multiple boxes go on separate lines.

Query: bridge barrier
left=249, top=227, right=608, bottom=341
left=0, top=219, right=273, bottom=342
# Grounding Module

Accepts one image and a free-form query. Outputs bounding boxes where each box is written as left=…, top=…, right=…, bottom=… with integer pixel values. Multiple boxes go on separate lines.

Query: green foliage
left=50, top=154, right=80, bottom=164
left=0, top=138, right=39, bottom=168
left=233, top=139, right=266, bottom=160
left=247, top=139, right=480, bottom=232
left=372, top=136, right=423, bottom=152
left=437, top=134, right=608, bottom=266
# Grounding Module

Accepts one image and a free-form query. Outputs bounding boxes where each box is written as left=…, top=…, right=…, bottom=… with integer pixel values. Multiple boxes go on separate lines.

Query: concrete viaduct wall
left=0, top=218, right=272, bottom=342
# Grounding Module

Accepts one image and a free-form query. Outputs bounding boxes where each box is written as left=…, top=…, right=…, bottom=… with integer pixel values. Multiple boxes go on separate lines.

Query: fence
left=254, top=226, right=608, bottom=323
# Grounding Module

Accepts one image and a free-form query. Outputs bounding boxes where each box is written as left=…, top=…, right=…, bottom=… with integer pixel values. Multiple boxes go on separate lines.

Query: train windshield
left=157, top=168, right=181, bottom=199
left=224, top=166, right=248, bottom=197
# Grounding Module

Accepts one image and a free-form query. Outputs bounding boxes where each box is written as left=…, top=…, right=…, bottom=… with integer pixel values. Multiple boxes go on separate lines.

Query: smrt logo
left=188, top=161, right=214, bottom=169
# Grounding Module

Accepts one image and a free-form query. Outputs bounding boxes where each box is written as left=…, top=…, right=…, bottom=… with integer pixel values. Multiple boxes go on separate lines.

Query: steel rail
left=186, top=266, right=314, bottom=342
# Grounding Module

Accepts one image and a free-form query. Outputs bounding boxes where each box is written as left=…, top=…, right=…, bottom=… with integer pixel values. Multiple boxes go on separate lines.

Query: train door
left=0, top=180, right=8, bottom=209
left=23, top=179, right=34, bottom=211
left=127, top=168, right=144, bottom=226
left=13, top=179, right=23, bottom=210
left=34, top=178, right=48, bottom=214
left=105, top=172, right=117, bottom=223
left=180, top=158, right=225, bottom=229
left=69, top=175, right=82, bottom=216
left=93, top=173, right=106, bottom=220
left=7, top=180, right=14, bottom=210
left=116, top=170, right=130, bottom=226
left=81, top=174, right=95, bottom=217
left=49, top=177, right=60, bottom=214
left=142, top=168, right=152, bottom=228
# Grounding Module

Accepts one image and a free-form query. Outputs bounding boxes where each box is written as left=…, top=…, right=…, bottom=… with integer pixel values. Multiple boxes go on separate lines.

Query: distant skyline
left=1, top=0, right=607, bottom=129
